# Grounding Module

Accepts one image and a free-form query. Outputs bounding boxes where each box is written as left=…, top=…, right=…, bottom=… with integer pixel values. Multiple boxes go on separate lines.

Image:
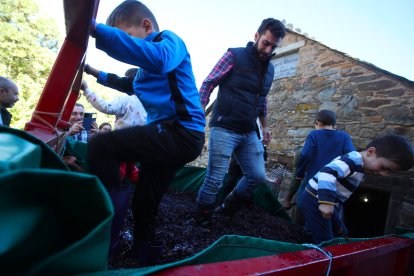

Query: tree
left=0, top=0, right=124, bottom=130
left=0, top=0, right=60, bottom=129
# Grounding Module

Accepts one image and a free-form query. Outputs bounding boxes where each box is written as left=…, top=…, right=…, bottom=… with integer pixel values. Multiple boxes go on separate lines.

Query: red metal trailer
left=24, top=0, right=99, bottom=153
left=22, top=0, right=414, bottom=274
left=155, top=236, right=413, bottom=275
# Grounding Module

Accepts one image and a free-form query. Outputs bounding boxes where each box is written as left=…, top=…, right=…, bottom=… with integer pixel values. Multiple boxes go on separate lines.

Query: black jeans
left=88, top=120, right=204, bottom=241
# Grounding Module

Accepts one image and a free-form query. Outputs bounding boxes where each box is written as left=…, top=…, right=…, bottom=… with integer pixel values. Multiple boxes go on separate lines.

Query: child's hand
left=84, top=64, right=100, bottom=78
left=283, top=199, right=292, bottom=210
left=81, top=80, right=88, bottom=91
left=90, top=19, right=97, bottom=37
left=319, top=203, right=334, bottom=219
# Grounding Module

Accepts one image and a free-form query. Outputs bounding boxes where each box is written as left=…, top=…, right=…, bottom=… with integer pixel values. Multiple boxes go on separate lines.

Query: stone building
left=268, top=29, right=414, bottom=163
left=191, top=27, right=414, bottom=237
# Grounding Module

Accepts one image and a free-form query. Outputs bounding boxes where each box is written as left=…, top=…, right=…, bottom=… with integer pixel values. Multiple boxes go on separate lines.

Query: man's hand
left=262, top=127, right=271, bottom=145
left=68, top=121, right=84, bottom=136
left=319, top=203, right=334, bottom=219
left=90, top=121, right=99, bottom=136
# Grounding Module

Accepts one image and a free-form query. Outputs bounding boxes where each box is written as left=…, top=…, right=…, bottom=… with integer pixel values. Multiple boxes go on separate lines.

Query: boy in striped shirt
left=299, top=134, right=414, bottom=244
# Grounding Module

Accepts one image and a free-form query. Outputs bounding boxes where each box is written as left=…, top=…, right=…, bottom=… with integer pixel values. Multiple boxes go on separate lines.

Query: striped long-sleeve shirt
left=306, top=151, right=365, bottom=205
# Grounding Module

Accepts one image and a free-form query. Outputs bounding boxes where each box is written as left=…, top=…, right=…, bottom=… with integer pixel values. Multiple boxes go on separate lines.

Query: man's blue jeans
left=196, top=127, right=265, bottom=207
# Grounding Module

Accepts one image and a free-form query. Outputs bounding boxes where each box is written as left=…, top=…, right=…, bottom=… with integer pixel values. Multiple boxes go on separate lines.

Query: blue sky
left=41, top=0, right=414, bottom=86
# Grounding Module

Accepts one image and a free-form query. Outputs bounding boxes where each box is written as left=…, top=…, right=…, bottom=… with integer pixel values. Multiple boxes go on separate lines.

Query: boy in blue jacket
left=299, top=134, right=414, bottom=244
left=294, top=109, right=355, bottom=205
left=87, top=0, right=205, bottom=267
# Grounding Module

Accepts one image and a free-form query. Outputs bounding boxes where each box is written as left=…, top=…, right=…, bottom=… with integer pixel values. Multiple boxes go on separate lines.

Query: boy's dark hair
left=315, top=109, right=336, bottom=126
left=257, top=18, right=286, bottom=41
left=106, top=0, right=159, bottom=32
left=366, top=134, right=414, bottom=171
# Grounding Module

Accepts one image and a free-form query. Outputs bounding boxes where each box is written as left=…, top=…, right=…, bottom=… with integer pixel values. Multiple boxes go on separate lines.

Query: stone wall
left=267, top=31, right=414, bottom=165
left=267, top=30, right=414, bottom=234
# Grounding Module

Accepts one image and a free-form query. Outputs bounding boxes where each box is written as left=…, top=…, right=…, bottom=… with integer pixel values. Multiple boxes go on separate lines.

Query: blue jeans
left=196, top=127, right=265, bottom=207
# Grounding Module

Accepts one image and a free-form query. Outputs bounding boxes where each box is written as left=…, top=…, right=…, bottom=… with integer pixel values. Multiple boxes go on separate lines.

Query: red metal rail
left=155, top=236, right=413, bottom=275
left=24, top=0, right=99, bottom=152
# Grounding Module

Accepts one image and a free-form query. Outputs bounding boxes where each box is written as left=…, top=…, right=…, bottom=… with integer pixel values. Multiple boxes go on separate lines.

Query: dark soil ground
left=109, top=188, right=312, bottom=269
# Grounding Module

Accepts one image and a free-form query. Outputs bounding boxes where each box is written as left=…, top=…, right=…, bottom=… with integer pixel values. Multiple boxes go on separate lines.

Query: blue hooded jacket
left=94, top=24, right=205, bottom=133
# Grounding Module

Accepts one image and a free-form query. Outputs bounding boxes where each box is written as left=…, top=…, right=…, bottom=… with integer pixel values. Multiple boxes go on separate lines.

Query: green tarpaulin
left=0, top=170, right=113, bottom=275
left=0, top=126, right=68, bottom=171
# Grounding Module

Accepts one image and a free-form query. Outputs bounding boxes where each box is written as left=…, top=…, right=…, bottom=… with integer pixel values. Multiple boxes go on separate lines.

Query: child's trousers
left=299, top=189, right=348, bottom=244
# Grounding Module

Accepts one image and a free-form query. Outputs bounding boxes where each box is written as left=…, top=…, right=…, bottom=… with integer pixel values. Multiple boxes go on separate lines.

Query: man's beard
left=5, top=102, right=15, bottom=108
left=253, top=42, right=271, bottom=62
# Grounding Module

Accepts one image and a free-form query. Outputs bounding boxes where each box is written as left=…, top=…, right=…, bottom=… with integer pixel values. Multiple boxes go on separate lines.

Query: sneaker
left=214, top=191, right=245, bottom=217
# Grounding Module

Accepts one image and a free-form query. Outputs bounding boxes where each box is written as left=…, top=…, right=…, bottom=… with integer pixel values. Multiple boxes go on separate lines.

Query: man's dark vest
left=209, top=42, right=274, bottom=133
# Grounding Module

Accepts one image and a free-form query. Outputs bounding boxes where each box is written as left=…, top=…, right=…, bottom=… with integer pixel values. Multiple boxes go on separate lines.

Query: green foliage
left=0, top=0, right=124, bottom=130
left=0, top=0, right=60, bottom=129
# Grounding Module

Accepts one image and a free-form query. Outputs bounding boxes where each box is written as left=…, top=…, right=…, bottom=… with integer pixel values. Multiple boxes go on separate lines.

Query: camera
left=82, top=112, right=96, bottom=131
